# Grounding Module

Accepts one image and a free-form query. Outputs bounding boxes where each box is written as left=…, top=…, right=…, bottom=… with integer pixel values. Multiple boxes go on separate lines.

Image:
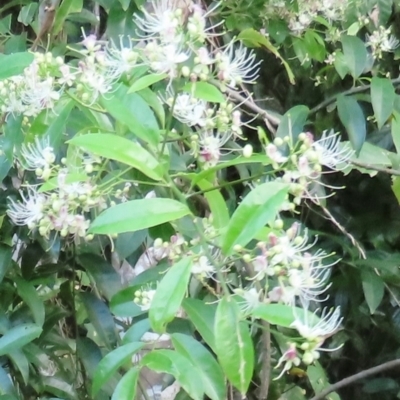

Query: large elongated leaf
left=100, top=85, right=160, bottom=146
left=337, top=95, right=366, bottom=154
left=182, top=298, right=217, bottom=352
left=149, top=258, right=193, bottom=333
left=361, top=269, right=385, bottom=314
left=221, top=182, right=289, bottom=255
left=0, top=52, right=33, bottom=79
left=341, top=35, right=368, bottom=79
left=81, top=292, right=118, bottom=349
left=276, top=105, right=309, bottom=141
left=92, top=342, right=144, bottom=397
left=53, top=0, right=83, bottom=35
left=68, top=133, right=163, bottom=181
left=171, top=333, right=226, bottom=400
left=214, top=297, right=254, bottom=395
left=111, top=367, right=140, bottom=400
left=0, top=324, right=42, bottom=356
left=371, top=77, right=395, bottom=129
left=0, top=245, right=12, bottom=284
left=15, top=277, right=45, bottom=327
left=141, top=350, right=204, bottom=400
left=89, top=198, right=191, bottom=235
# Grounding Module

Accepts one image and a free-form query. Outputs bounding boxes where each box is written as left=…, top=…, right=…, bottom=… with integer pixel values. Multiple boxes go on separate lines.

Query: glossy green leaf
left=68, top=133, right=163, bottom=181
left=221, top=182, right=289, bottom=255
left=276, top=105, right=309, bottom=141
left=89, top=198, right=191, bottom=235
left=0, top=324, right=42, bottom=356
left=214, top=298, right=254, bottom=395
left=15, top=277, right=45, bottom=327
left=43, top=377, right=78, bottom=400
left=182, top=298, right=216, bottom=352
left=172, top=333, right=226, bottom=400
left=371, top=77, right=395, bottom=129
left=361, top=269, right=385, bottom=314
left=341, top=35, right=368, bottom=79
left=197, top=179, right=229, bottom=231
left=0, top=245, right=12, bottom=284
left=46, top=99, right=74, bottom=150
left=0, top=366, right=17, bottom=396
left=337, top=95, right=366, bottom=154
left=17, top=3, right=38, bottom=26
left=111, top=367, right=140, bottom=400
left=307, top=362, right=340, bottom=400
left=0, top=52, right=33, bottom=80
left=81, top=292, right=118, bottom=349
left=8, top=350, right=29, bottom=385
left=122, top=319, right=151, bottom=344
left=78, top=254, right=122, bottom=300
left=238, top=28, right=295, bottom=84
left=100, top=85, right=160, bottom=146
left=92, top=342, right=144, bottom=397
left=118, top=0, right=131, bottom=11
left=182, top=82, right=225, bottom=103
left=391, top=111, right=400, bottom=154
left=333, top=51, right=349, bottom=79
left=129, top=73, right=167, bottom=93
left=53, top=0, right=83, bottom=35
left=149, top=257, right=193, bottom=333
left=141, top=350, right=204, bottom=400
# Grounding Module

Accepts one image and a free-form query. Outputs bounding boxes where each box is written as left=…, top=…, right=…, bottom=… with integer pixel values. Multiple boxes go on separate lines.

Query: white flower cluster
left=266, top=130, right=354, bottom=204
left=266, top=0, right=346, bottom=35
left=7, top=138, right=107, bottom=241
left=366, top=26, right=399, bottom=59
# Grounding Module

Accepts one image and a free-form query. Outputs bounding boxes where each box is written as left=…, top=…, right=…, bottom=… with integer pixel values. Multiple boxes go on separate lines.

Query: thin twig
left=351, top=160, right=400, bottom=176
left=310, top=76, right=400, bottom=115
left=309, top=359, right=400, bottom=400
left=259, top=321, right=271, bottom=399
left=210, top=79, right=281, bottom=129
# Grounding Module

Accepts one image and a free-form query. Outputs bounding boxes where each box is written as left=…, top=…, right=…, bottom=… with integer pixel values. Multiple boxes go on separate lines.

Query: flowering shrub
left=1, top=0, right=400, bottom=399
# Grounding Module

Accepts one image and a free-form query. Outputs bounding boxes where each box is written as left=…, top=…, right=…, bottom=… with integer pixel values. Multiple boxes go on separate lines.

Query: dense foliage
left=1, top=0, right=400, bottom=399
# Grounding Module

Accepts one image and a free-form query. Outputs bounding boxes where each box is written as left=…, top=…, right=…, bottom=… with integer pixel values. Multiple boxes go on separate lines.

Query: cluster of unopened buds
left=133, top=285, right=157, bottom=311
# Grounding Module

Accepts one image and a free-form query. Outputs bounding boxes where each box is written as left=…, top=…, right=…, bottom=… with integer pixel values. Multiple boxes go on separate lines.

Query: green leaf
left=128, top=73, right=167, bottom=93
left=0, top=324, right=42, bottom=356
left=337, top=95, right=366, bottom=154
left=100, top=85, right=160, bottom=146
left=182, top=298, right=216, bottom=352
left=196, top=179, right=229, bottom=231
left=252, top=304, right=315, bottom=327
left=92, top=342, right=144, bottom=397
left=391, top=111, right=400, bottom=154
left=17, top=3, right=38, bottom=26
left=361, top=269, right=385, bottom=314
left=78, top=254, right=122, bottom=300
left=122, top=319, right=151, bottom=344
left=307, top=362, right=340, bottom=400
left=141, top=350, right=204, bottom=400
left=182, top=82, right=225, bottom=103
left=171, top=333, right=226, bottom=400
left=149, top=258, right=193, bottom=333
left=276, top=105, right=309, bottom=142
left=53, top=0, right=83, bottom=35
left=0, top=52, right=34, bottom=80
left=221, top=182, right=289, bottom=255
left=110, top=286, right=144, bottom=318
left=0, top=245, right=12, bottom=284
left=81, top=292, right=118, bottom=349
left=112, top=367, right=140, bottom=400
left=238, top=28, right=295, bottom=84
left=68, top=133, right=163, bottom=181
left=89, top=198, right=191, bottom=235
left=333, top=51, right=350, bottom=79
left=8, top=350, right=29, bottom=386
left=46, top=99, right=74, bottom=150
left=341, top=35, right=368, bottom=79
left=371, top=77, right=395, bottom=129
left=214, top=298, right=254, bottom=395
left=15, top=277, right=45, bottom=327
left=118, top=0, right=131, bottom=11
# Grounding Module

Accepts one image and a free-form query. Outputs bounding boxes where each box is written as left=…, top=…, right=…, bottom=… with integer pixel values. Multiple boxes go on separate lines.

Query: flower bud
left=243, top=144, right=253, bottom=158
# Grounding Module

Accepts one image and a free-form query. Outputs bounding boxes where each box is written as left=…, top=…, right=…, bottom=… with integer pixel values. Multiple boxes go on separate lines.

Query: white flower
left=7, top=187, right=47, bottom=228
left=234, top=287, right=262, bottom=315
left=192, top=255, right=215, bottom=276
left=134, top=0, right=184, bottom=43
left=145, top=42, right=190, bottom=78
left=311, top=130, right=354, bottom=170
left=291, top=304, right=343, bottom=342
left=104, top=37, right=139, bottom=76
left=163, top=92, right=208, bottom=127
left=217, top=41, right=261, bottom=87
left=198, top=131, right=231, bottom=168
left=274, top=343, right=301, bottom=380
left=266, top=143, right=288, bottom=163
left=20, top=136, right=55, bottom=173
